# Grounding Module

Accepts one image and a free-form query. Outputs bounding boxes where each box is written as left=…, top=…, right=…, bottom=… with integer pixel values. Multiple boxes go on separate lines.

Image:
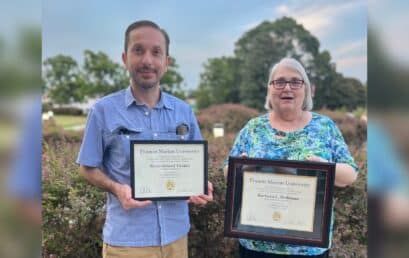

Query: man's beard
left=130, top=67, right=160, bottom=90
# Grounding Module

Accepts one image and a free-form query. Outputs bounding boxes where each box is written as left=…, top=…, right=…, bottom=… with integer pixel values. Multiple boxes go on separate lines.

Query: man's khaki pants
left=102, top=236, right=188, bottom=258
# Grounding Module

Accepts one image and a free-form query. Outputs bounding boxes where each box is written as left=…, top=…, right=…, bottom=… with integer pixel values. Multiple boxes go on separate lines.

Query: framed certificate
left=224, top=156, right=335, bottom=248
left=130, top=140, right=208, bottom=200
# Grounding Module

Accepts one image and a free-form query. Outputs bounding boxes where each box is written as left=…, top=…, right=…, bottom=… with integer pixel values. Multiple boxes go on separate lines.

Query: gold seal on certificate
left=272, top=211, right=281, bottom=222
left=224, top=156, right=336, bottom=248
left=166, top=180, right=175, bottom=192
left=130, top=140, right=208, bottom=200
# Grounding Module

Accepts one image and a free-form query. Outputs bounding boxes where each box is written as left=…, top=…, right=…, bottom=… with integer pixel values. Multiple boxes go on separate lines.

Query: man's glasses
left=270, top=79, right=304, bottom=89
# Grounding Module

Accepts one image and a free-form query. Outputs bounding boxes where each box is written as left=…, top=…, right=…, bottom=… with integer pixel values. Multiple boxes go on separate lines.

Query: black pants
left=239, top=245, right=329, bottom=258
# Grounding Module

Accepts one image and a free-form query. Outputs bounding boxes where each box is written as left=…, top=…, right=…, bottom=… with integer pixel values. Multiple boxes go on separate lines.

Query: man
left=77, top=20, right=213, bottom=258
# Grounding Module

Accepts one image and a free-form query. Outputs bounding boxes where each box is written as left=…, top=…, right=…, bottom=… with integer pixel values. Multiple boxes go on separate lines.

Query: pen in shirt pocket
left=116, top=127, right=142, bottom=138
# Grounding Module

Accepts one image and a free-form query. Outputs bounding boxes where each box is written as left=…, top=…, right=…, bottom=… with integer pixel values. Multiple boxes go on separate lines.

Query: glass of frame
left=224, top=156, right=335, bottom=248
left=131, top=140, right=208, bottom=201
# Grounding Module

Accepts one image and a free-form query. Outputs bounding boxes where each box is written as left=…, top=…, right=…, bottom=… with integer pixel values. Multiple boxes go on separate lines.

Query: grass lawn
left=0, top=122, right=18, bottom=151
left=53, top=115, right=87, bottom=130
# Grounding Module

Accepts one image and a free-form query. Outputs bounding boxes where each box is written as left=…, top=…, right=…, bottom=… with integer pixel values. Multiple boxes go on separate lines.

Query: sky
left=0, top=1, right=41, bottom=38
left=42, top=0, right=367, bottom=90
left=0, top=1, right=41, bottom=61
left=369, top=0, right=409, bottom=67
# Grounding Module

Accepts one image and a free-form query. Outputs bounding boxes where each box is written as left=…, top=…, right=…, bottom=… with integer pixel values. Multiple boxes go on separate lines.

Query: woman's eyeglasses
left=270, top=79, right=304, bottom=89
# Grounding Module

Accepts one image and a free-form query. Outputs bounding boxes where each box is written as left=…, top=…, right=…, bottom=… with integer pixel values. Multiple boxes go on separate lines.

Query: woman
left=223, top=58, right=358, bottom=257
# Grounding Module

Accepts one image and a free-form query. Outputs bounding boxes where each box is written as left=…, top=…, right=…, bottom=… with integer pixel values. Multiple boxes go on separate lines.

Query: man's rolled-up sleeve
left=76, top=108, right=104, bottom=168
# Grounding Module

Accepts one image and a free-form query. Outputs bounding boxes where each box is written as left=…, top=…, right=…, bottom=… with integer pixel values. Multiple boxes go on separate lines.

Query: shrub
left=42, top=102, right=53, bottom=112
left=42, top=118, right=83, bottom=144
left=52, top=107, right=84, bottom=116
left=332, top=143, right=367, bottom=257
left=197, top=104, right=260, bottom=138
left=42, top=141, right=105, bottom=258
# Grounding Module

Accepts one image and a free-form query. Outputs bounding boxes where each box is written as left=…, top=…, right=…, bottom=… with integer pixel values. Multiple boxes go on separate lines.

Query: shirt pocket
left=154, top=123, right=185, bottom=140
left=156, top=131, right=180, bottom=140
left=109, top=126, right=144, bottom=157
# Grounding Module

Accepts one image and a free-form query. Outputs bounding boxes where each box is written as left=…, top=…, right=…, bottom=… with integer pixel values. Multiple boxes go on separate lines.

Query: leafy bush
left=42, top=141, right=105, bottom=257
left=42, top=118, right=83, bottom=143
left=332, top=143, right=367, bottom=257
left=52, top=107, right=84, bottom=116
left=196, top=104, right=260, bottom=138
left=42, top=102, right=53, bottom=112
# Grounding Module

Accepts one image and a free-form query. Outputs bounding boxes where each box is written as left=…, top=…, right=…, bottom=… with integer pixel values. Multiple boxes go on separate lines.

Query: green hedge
left=42, top=141, right=105, bottom=257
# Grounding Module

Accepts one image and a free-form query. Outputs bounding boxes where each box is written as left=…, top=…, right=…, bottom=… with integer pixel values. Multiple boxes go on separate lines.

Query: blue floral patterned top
left=225, top=112, right=357, bottom=256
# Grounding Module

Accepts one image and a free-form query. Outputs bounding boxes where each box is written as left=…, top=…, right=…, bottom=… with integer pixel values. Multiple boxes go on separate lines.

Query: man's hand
left=113, top=184, right=152, bottom=210
left=188, top=181, right=213, bottom=205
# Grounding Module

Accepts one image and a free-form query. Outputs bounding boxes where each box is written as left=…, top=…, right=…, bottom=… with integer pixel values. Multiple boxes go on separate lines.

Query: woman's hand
left=307, top=155, right=357, bottom=187
left=224, top=153, right=248, bottom=180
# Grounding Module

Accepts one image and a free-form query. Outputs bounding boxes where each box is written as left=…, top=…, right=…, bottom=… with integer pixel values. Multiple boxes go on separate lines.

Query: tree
left=310, top=51, right=338, bottom=109
left=43, top=55, right=84, bottom=104
left=43, top=51, right=185, bottom=104
left=195, top=17, right=366, bottom=111
left=160, top=56, right=185, bottom=99
left=234, top=17, right=322, bottom=110
left=321, top=74, right=366, bottom=110
left=195, top=57, right=241, bottom=109
left=83, top=50, right=128, bottom=97
left=336, top=77, right=366, bottom=110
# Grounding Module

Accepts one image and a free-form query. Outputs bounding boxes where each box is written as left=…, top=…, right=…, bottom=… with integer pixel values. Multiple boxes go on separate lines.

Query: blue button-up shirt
left=76, top=87, right=202, bottom=247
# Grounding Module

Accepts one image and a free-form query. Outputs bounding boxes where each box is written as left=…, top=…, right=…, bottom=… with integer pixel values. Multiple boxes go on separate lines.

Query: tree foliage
left=161, top=56, right=185, bottom=99
left=196, top=57, right=241, bottom=109
left=195, top=17, right=366, bottom=111
left=43, top=51, right=185, bottom=104
left=82, top=50, right=128, bottom=97
left=43, top=55, right=84, bottom=104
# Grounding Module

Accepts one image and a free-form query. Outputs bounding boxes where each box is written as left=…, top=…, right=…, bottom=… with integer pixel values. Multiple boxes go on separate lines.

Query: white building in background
left=56, top=97, right=98, bottom=115
left=42, top=94, right=98, bottom=115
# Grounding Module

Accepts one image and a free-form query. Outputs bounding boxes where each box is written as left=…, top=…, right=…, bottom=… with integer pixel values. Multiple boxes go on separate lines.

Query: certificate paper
left=131, top=141, right=207, bottom=200
left=241, top=172, right=317, bottom=232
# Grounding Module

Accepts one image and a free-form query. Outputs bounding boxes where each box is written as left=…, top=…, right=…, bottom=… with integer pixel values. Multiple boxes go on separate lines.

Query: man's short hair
left=124, top=20, right=170, bottom=56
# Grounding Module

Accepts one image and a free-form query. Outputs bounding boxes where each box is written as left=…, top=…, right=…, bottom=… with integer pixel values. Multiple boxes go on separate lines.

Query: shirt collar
left=125, top=86, right=136, bottom=107
left=156, top=91, right=174, bottom=110
left=125, top=86, right=174, bottom=110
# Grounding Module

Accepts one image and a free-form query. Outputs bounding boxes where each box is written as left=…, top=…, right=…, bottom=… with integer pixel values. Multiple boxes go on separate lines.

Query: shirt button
left=153, top=133, right=158, bottom=137
left=158, top=205, right=161, bottom=209
left=145, top=112, right=149, bottom=116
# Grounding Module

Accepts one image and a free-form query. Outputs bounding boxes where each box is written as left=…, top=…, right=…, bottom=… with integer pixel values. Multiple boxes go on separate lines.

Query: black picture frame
left=130, top=140, right=208, bottom=201
left=224, top=156, right=335, bottom=248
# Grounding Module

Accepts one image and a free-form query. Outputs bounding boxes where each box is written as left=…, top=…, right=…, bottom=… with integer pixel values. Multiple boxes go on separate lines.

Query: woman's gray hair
left=264, top=57, right=313, bottom=111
